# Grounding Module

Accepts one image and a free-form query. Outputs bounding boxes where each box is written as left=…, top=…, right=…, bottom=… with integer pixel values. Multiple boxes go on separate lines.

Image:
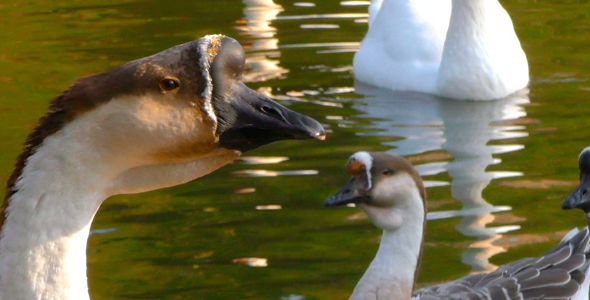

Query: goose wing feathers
left=413, top=228, right=590, bottom=300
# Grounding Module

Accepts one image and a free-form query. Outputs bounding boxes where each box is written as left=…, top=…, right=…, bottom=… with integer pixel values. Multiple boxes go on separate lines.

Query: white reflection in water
left=233, top=170, right=319, bottom=177
left=300, top=24, right=340, bottom=29
left=280, top=42, right=360, bottom=54
left=237, top=0, right=288, bottom=82
left=281, top=294, right=306, bottom=300
left=354, top=82, right=530, bottom=272
left=89, top=228, right=119, bottom=236
left=236, top=156, right=289, bottom=164
left=255, top=205, right=282, bottom=210
left=234, top=187, right=256, bottom=194
left=340, top=1, right=371, bottom=6
left=232, top=257, right=268, bottom=267
left=277, top=13, right=367, bottom=20
left=294, top=2, right=316, bottom=7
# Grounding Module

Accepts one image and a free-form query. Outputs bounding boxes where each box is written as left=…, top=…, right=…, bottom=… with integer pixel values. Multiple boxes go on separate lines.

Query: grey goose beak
left=563, top=174, right=590, bottom=212
left=324, top=176, right=371, bottom=207
left=210, top=36, right=326, bottom=153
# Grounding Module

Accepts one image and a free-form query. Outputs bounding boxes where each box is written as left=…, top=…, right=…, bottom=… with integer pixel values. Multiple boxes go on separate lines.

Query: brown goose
left=0, top=35, right=325, bottom=300
left=326, top=151, right=590, bottom=300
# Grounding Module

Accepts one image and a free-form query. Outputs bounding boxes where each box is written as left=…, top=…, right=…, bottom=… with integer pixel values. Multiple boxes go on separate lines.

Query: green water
left=1, top=0, right=590, bottom=299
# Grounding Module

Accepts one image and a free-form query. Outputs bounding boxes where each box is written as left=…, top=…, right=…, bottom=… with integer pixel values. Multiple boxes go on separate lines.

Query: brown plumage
left=2, top=39, right=212, bottom=233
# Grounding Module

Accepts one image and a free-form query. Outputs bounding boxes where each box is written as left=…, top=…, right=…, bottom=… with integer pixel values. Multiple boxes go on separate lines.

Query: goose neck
left=0, top=128, right=116, bottom=300
left=448, top=0, right=490, bottom=36
left=452, top=0, right=487, bottom=16
left=349, top=216, right=424, bottom=300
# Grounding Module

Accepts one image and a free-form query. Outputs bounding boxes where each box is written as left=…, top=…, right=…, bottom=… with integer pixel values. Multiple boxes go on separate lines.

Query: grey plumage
left=414, top=228, right=590, bottom=300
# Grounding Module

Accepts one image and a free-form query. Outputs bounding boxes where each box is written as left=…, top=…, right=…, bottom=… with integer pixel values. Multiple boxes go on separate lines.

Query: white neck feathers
left=0, top=128, right=106, bottom=300
left=351, top=175, right=425, bottom=300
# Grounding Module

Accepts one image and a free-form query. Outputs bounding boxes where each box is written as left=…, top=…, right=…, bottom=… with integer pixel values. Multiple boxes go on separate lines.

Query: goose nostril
left=582, top=189, right=588, bottom=196
left=260, top=105, right=284, bottom=120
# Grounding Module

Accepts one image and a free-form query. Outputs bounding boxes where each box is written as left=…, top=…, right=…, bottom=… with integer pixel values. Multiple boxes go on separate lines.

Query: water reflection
left=232, top=169, right=319, bottom=177
left=280, top=294, right=305, bottom=300
left=234, top=187, right=256, bottom=194
left=236, top=156, right=289, bottom=164
left=276, top=13, right=366, bottom=20
left=232, top=257, right=269, bottom=267
left=280, top=41, right=359, bottom=53
left=236, top=0, right=288, bottom=83
left=353, top=83, right=530, bottom=272
left=89, top=228, right=119, bottom=236
left=340, top=1, right=371, bottom=6
left=300, top=24, right=339, bottom=29
left=255, top=205, right=282, bottom=210
left=293, top=2, right=316, bottom=7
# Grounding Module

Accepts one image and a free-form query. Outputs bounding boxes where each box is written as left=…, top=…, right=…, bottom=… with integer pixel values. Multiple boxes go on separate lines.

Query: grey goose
left=326, top=151, right=590, bottom=300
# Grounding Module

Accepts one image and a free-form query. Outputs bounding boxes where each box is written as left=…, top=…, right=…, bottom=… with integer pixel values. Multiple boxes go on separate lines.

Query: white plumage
left=353, top=0, right=529, bottom=101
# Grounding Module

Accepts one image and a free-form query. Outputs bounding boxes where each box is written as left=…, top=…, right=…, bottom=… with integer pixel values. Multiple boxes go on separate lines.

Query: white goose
left=325, top=152, right=590, bottom=300
left=0, top=35, right=325, bottom=300
left=353, top=0, right=529, bottom=101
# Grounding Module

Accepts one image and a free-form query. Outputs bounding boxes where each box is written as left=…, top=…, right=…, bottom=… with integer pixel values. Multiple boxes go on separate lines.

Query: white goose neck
left=0, top=127, right=119, bottom=300
left=0, top=96, right=239, bottom=300
left=0, top=99, right=240, bottom=300
left=447, top=0, right=491, bottom=39
left=350, top=209, right=424, bottom=300
left=452, top=0, right=487, bottom=17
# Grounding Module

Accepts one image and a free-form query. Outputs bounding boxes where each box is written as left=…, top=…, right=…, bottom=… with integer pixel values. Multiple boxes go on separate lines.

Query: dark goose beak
left=563, top=173, right=590, bottom=212
left=210, top=37, right=325, bottom=152
left=324, top=174, right=371, bottom=207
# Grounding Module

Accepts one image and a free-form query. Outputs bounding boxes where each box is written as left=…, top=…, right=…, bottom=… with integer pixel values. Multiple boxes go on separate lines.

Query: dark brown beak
left=210, top=37, right=325, bottom=153
left=324, top=174, right=371, bottom=207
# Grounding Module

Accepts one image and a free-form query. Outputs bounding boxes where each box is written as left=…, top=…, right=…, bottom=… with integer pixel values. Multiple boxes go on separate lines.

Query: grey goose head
left=563, top=147, right=590, bottom=213
left=325, top=152, right=590, bottom=300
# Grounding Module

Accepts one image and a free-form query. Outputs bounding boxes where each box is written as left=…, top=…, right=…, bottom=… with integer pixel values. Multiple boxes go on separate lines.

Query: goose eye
left=159, top=77, right=180, bottom=93
left=383, top=169, right=394, bottom=175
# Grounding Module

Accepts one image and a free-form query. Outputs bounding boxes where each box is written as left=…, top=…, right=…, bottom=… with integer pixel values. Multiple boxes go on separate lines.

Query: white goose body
left=353, top=0, right=529, bottom=101
left=0, top=35, right=324, bottom=300
left=326, top=152, right=590, bottom=300
left=353, top=0, right=450, bottom=94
